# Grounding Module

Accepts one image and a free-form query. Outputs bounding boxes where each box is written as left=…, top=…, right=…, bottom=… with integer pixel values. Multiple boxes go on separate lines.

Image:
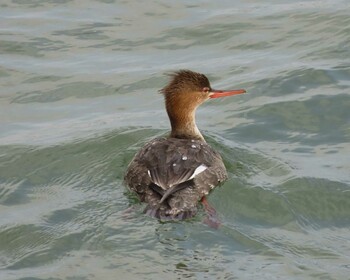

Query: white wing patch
left=148, top=164, right=208, bottom=195
left=189, top=164, right=208, bottom=180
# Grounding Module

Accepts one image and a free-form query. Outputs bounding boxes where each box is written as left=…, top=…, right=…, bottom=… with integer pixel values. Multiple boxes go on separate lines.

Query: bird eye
left=202, top=87, right=210, bottom=94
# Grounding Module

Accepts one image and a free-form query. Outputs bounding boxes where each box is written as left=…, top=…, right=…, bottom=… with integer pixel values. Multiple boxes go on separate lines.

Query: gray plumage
left=125, top=137, right=227, bottom=219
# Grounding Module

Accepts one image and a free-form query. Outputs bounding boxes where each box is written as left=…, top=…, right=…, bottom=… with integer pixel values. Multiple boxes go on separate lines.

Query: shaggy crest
left=159, top=70, right=211, bottom=96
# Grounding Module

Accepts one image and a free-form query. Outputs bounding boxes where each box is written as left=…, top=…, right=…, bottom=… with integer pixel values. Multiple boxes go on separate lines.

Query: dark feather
left=159, top=180, right=193, bottom=204
left=125, top=137, right=227, bottom=219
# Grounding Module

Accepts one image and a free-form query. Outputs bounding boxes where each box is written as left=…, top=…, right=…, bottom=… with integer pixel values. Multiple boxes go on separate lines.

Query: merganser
left=125, top=70, right=245, bottom=220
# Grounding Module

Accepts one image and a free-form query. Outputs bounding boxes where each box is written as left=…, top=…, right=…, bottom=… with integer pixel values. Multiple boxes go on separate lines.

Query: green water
left=1, top=0, right=350, bottom=279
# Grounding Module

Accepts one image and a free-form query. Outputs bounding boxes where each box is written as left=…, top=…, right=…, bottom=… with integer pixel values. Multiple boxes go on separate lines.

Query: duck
left=125, top=70, right=245, bottom=220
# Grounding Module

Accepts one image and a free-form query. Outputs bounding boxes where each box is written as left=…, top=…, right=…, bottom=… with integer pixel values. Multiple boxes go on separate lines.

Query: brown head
left=160, top=70, right=245, bottom=140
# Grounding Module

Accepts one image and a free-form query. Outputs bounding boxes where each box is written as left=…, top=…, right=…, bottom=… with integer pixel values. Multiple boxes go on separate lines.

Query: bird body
left=125, top=70, right=245, bottom=219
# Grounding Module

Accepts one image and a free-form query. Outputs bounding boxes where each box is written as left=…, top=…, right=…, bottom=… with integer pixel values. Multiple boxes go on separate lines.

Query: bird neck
left=166, top=103, right=205, bottom=141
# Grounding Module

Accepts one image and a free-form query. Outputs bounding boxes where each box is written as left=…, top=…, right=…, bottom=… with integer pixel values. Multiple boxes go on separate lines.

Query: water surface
left=1, top=0, right=350, bottom=279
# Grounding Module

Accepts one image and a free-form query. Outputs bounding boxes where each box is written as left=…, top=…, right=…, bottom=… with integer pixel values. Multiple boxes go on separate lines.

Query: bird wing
left=125, top=137, right=226, bottom=202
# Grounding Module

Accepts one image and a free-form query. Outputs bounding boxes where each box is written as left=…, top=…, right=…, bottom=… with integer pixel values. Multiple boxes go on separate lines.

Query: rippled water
left=1, top=0, right=350, bottom=279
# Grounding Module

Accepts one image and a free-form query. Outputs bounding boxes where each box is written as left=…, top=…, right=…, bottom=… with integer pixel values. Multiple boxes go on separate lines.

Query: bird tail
left=145, top=181, right=197, bottom=220
left=144, top=205, right=197, bottom=220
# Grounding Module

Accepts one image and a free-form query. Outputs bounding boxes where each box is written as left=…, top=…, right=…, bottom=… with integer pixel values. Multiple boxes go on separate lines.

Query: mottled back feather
left=124, top=137, right=227, bottom=219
